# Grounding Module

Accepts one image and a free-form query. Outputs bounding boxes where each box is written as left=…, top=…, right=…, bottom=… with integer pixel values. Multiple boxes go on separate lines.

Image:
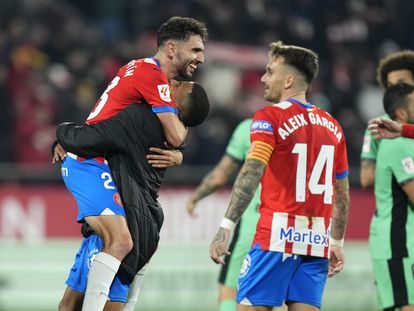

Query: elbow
left=165, top=131, right=187, bottom=148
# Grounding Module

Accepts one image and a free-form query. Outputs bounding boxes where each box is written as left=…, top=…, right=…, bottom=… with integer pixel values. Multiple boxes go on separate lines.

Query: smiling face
left=261, top=56, right=291, bottom=103
left=171, top=35, right=205, bottom=78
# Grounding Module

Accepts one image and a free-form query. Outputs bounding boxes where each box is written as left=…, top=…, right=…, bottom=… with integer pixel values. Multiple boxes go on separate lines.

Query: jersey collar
left=287, top=97, right=314, bottom=109
left=150, top=56, right=161, bottom=67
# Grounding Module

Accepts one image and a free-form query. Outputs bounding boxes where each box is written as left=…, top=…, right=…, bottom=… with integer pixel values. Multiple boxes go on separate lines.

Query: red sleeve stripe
left=402, top=124, right=414, bottom=138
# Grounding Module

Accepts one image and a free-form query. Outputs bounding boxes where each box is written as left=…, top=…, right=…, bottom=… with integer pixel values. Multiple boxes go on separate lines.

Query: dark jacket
left=56, top=103, right=166, bottom=283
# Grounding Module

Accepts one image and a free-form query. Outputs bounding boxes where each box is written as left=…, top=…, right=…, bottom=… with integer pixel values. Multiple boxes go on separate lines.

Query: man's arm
left=157, top=112, right=188, bottom=148
left=360, top=159, right=375, bottom=189
left=209, top=158, right=266, bottom=264
left=186, top=155, right=241, bottom=217
left=401, top=179, right=414, bottom=203
left=56, top=119, right=128, bottom=159
left=329, top=176, right=350, bottom=277
left=368, top=118, right=404, bottom=139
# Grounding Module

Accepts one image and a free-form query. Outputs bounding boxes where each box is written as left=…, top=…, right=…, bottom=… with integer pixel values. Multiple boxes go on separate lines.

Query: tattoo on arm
left=192, top=156, right=240, bottom=202
left=331, top=176, right=350, bottom=240
left=224, top=158, right=267, bottom=223
left=360, top=159, right=375, bottom=170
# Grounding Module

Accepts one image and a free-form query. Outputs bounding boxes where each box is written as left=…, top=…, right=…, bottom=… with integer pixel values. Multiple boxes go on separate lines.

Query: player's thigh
left=237, top=305, right=273, bottom=311
left=61, top=156, right=126, bottom=222
left=85, top=214, right=131, bottom=243
left=287, top=302, right=319, bottom=311
left=59, top=286, right=84, bottom=311
left=103, top=301, right=125, bottom=311
left=286, top=256, right=328, bottom=309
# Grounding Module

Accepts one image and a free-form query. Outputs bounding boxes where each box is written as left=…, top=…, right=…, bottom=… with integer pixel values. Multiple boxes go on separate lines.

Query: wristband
left=220, top=218, right=236, bottom=231
left=402, top=124, right=414, bottom=139
left=330, top=237, right=344, bottom=248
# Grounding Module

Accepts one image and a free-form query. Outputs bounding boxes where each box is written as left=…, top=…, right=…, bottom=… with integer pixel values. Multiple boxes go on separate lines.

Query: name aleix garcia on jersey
left=252, top=104, right=342, bottom=143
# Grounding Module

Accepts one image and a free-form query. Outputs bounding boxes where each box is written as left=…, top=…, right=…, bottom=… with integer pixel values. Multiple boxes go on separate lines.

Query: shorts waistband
left=66, top=152, right=107, bottom=164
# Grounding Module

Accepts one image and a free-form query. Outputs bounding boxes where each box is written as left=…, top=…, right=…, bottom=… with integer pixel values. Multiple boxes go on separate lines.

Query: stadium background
left=0, top=0, right=412, bottom=310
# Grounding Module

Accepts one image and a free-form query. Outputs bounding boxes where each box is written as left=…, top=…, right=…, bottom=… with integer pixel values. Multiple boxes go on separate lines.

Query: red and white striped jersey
left=86, top=57, right=178, bottom=125
left=250, top=98, right=348, bottom=258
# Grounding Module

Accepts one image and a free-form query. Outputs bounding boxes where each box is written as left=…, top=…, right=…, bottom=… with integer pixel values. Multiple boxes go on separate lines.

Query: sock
left=123, top=264, right=149, bottom=311
left=81, top=252, right=121, bottom=311
left=219, top=299, right=237, bottom=311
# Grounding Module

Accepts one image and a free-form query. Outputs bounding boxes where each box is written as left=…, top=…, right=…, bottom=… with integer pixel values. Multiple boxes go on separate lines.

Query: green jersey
left=360, top=114, right=388, bottom=160
left=225, top=119, right=260, bottom=226
left=370, top=137, right=414, bottom=259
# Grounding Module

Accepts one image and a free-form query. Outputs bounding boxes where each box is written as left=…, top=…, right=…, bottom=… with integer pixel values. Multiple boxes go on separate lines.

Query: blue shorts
left=237, top=244, right=329, bottom=308
left=66, top=234, right=130, bottom=302
left=61, top=155, right=125, bottom=222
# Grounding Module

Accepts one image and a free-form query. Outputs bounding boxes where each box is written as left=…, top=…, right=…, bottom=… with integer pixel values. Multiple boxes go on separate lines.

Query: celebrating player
left=54, top=16, right=208, bottom=311
left=56, top=80, right=210, bottom=311
left=209, top=41, right=350, bottom=311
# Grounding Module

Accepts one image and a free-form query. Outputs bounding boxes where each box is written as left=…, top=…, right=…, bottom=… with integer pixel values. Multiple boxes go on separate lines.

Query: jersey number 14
left=292, top=143, right=334, bottom=204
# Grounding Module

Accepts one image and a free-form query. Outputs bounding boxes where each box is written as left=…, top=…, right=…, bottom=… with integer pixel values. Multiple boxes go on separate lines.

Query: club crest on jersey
left=251, top=120, right=273, bottom=135
left=87, top=248, right=99, bottom=269
left=239, top=254, right=251, bottom=278
left=401, top=156, right=414, bottom=174
left=113, top=193, right=123, bottom=207
left=157, top=84, right=172, bottom=102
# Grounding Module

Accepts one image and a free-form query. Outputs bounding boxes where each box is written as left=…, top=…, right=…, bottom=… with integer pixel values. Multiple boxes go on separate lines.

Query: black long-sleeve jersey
left=57, top=103, right=167, bottom=283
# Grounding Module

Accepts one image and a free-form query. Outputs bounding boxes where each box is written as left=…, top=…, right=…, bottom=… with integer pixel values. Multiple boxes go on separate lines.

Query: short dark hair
left=268, top=41, right=319, bottom=83
left=156, top=16, right=208, bottom=48
left=180, top=83, right=209, bottom=127
left=377, top=50, right=414, bottom=88
left=383, top=83, right=414, bottom=120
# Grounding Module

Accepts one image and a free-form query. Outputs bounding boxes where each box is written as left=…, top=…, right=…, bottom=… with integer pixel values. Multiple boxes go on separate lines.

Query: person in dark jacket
left=55, top=80, right=209, bottom=311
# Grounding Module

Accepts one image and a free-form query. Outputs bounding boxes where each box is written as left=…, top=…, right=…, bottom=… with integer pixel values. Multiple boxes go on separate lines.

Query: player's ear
left=285, top=74, right=294, bottom=89
left=165, top=41, right=176, bottom=58
left=395, top=107, right=407, bottom=122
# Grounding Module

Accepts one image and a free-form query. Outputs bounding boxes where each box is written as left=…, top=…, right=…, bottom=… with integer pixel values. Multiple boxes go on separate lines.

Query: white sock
left=123, top=264, right=149, bottom=311
left=82, top=252, right=121, bottom=311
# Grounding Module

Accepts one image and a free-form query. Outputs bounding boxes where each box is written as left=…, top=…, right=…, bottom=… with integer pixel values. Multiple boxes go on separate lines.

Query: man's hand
left=186, top=195, right=199, bottom=218
left=368, top=118, right=402, bottom=140
left=328, top=245, right=344, bottom=278
left=52, top=143, right=67, bottom=164
left=209, top=227, right=231, bottom=265
left=146, top=147, right=183, bottom=168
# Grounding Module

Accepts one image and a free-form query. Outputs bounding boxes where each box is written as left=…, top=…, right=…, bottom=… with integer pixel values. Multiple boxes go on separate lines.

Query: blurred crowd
left=1, top=0, right=413, bottom=172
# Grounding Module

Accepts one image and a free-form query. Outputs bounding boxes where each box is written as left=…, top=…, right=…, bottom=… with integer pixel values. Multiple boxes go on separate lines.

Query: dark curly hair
left=377, top=50, right=414, bottom=88
left=383, top=83, right=414, bottom=120
left=156, top=16, right=208, bottom=48
left=180, top=83, right=209, bottom=127
left=268, top=41, right=319, bottom=83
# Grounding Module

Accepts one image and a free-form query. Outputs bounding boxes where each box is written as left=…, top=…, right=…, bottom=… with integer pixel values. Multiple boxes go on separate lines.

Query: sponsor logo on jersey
left=87, top=248, right=100, bottom=269
left=113, top=193, right=123, bottom=206
left=362, top=135, right=371, bottom=153
left=239, top=254, right=251, bottom=278
left=279, top=227, right=328, bottom=246
left=402, top=156, right=414, bottom=174
left=157, top=84, right=172, bottom=102
left=251, top=120, right=274, bottom=134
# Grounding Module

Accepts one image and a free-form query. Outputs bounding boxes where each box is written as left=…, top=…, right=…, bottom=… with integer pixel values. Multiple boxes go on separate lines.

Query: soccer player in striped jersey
left=369, top=83, right=414, bottom=311
left=210, top=41, right=350, bottom=311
